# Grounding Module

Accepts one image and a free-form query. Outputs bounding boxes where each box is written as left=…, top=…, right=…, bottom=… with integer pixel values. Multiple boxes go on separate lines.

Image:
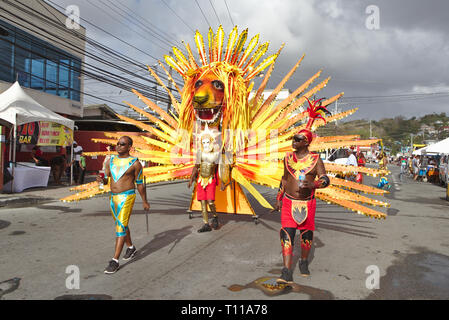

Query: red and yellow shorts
left=196, top=171, right=218, bottom=201
left=281, top=194, right=316, bottom=231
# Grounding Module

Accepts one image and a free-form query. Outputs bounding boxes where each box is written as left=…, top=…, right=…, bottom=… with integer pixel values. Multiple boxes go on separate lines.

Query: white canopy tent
left=412, top=146, right=427, bottom=155
left=425, top=137, right=449, bottom=154
left=0, top=82, right=74, bottom=129
left=0, top=82, right=75, bottom=191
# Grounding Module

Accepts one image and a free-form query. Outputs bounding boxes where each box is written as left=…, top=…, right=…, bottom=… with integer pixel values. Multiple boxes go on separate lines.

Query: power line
left=195, top=0, right=212, bottom=28
left=223, top=0, right=235, bottom=27
left=15, top=1, right=154, bottom=72
left=208, top=0, right=222, bottom=26
left=0, top=36, right=172, bottom=105
left=43, top=0, right=164, bottom=65
left=0, top=59, right=127, bottom=109
left=87, top=0, right=174, bottom=53
left=37, top=0, right=66, bottom=26
left=0, top=14, right=174, bottom=100
left=110, top=0, right=180, bottom=45
left=160, top=0, right=195, bottom=33
left=6, top=0, right=184, bottom=86
left=0, top=21, right=180, bottom=114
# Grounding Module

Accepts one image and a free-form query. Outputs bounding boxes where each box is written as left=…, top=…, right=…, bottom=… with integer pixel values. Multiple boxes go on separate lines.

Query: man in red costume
left=274, top=98, right=331, bottom=283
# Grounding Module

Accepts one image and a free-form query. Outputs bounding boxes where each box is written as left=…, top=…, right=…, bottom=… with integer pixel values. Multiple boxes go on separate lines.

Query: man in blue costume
left=97, top=136, right=150, bottom=274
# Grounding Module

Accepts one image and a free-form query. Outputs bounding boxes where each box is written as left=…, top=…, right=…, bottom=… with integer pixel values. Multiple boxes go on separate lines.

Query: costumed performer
left=188, top=127, right=223, bottom=233
left=97, top=136, right=150, bottom=274
left=274, top=98, right=331, bottom=283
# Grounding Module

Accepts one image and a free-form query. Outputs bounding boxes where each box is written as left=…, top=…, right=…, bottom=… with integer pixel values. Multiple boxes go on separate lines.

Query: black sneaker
left=104, top=260, right=119, bottom=274
left=123, top=246, right=137, bottom=261
left=276, top=267, right=293, bottom=284
left=299, top=259, right=310, bottom=276
left=198, top=224, right=212, bottom=233
left=210, top=217, right=219, bottom=229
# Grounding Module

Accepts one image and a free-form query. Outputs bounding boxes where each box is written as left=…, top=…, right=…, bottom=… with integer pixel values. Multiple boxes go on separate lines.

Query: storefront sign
left=17, top=122, right=73, bottom=146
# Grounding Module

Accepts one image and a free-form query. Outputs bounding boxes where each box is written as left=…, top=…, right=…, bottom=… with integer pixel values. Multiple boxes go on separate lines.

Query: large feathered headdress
left=164, top=26, right=280, bottom=150
left=297, top=97, right=331, bottom=143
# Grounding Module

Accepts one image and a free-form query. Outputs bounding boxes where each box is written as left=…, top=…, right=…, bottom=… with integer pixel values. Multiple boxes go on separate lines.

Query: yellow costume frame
left=61, top=26, right=389, bottom=221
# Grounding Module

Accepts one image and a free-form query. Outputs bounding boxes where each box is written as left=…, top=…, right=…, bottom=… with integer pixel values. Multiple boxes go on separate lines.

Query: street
left=0, top=165, right=448, bottom=300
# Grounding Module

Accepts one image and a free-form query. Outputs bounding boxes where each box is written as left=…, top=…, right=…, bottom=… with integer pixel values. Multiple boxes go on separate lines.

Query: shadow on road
left=119, top=225, right=193, bottom=271
left=366, top=248, right=449, bottom=299
left=228, top=273, right=335, bottom=299
left=35, top=205, right=82, bottom=213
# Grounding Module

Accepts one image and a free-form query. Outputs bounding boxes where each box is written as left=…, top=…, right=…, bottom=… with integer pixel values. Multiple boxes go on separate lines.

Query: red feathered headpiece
left=296, top=97, right=330, bottom=143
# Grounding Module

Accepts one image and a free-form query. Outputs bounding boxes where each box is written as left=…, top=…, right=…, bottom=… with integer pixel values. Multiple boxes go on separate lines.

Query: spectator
left=31, top=146, right=49, bottom=166
left=357, top=152, right=366, bottom=167
left=356, top=152, right=366, bottom=183
left=345, top=148, right=358, bottom=182
left=400, top=156, right=408, bottom=181
left=50, top=154, right=71, bottom=185
left=72, top=141, right=83, bottom=184
left=79, top=152, right=87, bottom=184
left=412, top=155, right=418, bottom=180
left=346, top=148, right=358, bottom=167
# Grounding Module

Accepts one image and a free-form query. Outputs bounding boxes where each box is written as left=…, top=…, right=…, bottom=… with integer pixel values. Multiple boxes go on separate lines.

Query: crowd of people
left=393, top=154, right=445, bottom=185
left=28, top=141, right=89, bottom=186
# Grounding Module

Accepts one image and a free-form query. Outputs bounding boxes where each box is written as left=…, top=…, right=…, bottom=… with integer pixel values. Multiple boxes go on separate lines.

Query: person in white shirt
left=73, top=141, right=83, bottom=184
left=346, top=148, right=358, bottom=182
left=346, top=148, right=358, bottom=167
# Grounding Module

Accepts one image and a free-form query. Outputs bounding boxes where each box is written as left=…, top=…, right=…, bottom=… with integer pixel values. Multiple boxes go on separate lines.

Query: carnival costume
left=109, top=155, right=143, bottom=237
left=377, top=155, right=391, bottom=190
left=275, top=99, right=332, bottom=280
left=281, top=150, right=321, bottom=231
left=61, top=26, right=390, bottom=224
left=193, top=126, right=221, bottom=231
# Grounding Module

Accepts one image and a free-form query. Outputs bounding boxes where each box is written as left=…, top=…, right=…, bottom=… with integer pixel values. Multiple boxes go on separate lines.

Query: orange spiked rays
left=164, top=26, right=278, bottom=81
left=61, top=26, right=389, bottom=221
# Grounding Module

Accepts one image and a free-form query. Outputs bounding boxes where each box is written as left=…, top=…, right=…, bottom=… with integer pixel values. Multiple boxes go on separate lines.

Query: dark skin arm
left=188, top=165, right=199, bottom=188
left=96, top=159, right=110, bottom=185
left=272, top=161, right=288, bottom=212
left=301, top=157, right=327, bottom=189
left=135, top=161, right=150, bottom=211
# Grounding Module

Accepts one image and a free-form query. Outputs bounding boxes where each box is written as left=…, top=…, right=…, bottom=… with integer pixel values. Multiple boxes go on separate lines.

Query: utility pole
left=369, top=120, right=372, bottom=138
left=167, top=52, right=173, bottom=114
left=334, top=100, right=339, bottom=126
left=153, top=64, right=158, bottom=112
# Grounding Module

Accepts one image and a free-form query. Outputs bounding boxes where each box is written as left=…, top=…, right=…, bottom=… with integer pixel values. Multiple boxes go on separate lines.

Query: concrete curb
left=0, top=180, right=188, bottom=208
left=0, top=196, right=55, bottom=208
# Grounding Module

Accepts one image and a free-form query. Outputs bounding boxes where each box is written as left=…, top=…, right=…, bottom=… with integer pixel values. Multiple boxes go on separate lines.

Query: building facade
left=0, top=0, right=86, bottom=117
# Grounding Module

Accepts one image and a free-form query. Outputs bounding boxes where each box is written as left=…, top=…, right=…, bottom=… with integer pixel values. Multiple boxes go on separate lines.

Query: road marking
left=391, top=172, right=401, bottom=191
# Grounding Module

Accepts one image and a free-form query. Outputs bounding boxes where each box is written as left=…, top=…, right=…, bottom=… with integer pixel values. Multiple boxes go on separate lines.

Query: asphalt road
left=0, top=165, right=448, bottom=300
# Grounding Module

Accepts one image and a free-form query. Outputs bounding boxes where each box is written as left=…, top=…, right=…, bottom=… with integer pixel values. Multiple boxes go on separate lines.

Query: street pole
left=153, top=64, right=158, bottom=112
left=167, top=52, right=173, bottom=114
left=369, top=120, right=372, bottom=139
left=334, top=100, right=339, bottom=126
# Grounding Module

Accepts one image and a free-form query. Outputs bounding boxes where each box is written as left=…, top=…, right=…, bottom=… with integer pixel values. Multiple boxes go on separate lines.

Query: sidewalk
left=0, top=176, right=187, bottom=208
left=0, top=175, right=98, bottom=208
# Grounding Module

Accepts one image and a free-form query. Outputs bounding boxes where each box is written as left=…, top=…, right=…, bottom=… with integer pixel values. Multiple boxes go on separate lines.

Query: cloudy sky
left=48, top=0, right=449, bottom=120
